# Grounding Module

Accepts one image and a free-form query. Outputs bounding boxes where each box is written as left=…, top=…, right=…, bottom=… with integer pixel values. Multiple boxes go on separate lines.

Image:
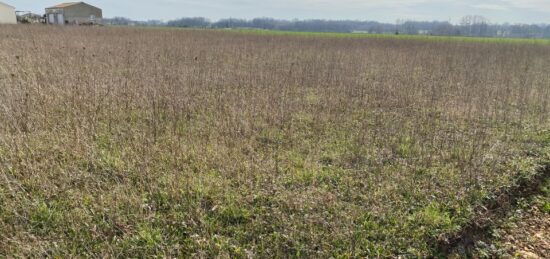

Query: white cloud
left=472, top=4, right=507, bottom=11
left=501, top=0, right=550, bottom=12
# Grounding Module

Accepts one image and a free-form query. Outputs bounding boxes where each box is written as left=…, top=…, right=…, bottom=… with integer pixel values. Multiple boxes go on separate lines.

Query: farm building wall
left=0, top=2, right=16, bottom=24
left=64, top=3, right=102, bottom=24
left=46, top=3, right=102, bottom=25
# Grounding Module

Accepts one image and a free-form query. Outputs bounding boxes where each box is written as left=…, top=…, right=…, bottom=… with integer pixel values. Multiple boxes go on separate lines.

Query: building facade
left=46, top=2, right=102, bottom=25
left=0, top=1, right=16, bottom=24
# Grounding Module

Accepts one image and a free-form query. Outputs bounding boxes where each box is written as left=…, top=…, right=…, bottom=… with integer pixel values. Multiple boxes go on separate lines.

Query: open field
left=221, top=28, right=550, bottom=45
left=1, top=25, right=550, bottom=257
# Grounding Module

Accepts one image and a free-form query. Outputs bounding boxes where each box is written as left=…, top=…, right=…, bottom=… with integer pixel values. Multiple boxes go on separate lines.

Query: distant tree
left=460, top=15, right=490, bottom=37
left=251, top=18, right=277, bottom=29
left=507, top=24, right=544, bottom=38
left=402, top=21, right=418, bottom=35
left=104, top=15, right=548, bottom=39
left=166, top=17, right=211, bottom=28
left=544, top=25, right=550, bottom=39
left=432, top=22, right=460, bottom=36
left=395, top=19, right=403, bottom=34
left=104, top=17, right=133, bottom=25
left=212, top=18, right=250, bottom=28
left=368, top=24, right=384, bottom=34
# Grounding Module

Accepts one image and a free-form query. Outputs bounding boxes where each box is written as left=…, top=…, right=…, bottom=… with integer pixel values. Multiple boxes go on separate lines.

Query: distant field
left=0, top=25, right=549, bottom=257
left=220, top=28, right=550, bottom=44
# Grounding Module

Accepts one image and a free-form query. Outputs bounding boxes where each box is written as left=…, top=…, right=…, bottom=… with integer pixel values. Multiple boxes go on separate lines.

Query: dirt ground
left=476, top=180, right=550, bottom=258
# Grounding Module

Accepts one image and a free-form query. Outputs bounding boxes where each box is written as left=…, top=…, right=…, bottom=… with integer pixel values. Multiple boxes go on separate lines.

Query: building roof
left=20, top=13, right=42, bottom=18
left=46, top=2, right=92, bottom=9
left=0, top=1, right=15, bottom=9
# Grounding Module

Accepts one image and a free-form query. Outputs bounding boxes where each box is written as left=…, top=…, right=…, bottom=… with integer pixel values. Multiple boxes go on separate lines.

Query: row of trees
left=103, top=16, right=550, bottom=39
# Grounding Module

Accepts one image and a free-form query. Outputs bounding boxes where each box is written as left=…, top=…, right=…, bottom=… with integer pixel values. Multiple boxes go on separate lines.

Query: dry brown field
left=0, top=25, right=549, bottom=257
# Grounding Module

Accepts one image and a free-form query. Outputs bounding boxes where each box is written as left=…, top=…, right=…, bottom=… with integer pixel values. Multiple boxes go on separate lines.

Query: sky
left=7, top=0, right=550, bottom=24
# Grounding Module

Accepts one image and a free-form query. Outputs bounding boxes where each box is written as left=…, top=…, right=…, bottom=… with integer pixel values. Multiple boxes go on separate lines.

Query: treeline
left=103, top=16, right=550, bottom=39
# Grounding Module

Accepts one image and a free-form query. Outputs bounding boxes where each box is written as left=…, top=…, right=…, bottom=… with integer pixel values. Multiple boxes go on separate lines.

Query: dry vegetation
left=0, top=25, right=550, bottom=257
left=475, top=178, right=550, bottom=258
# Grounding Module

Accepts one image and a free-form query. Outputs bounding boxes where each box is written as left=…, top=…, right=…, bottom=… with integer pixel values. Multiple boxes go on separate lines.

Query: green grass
left=219, top=28, right=550, bottom=45
left=110, top=25, right=550, bottom=45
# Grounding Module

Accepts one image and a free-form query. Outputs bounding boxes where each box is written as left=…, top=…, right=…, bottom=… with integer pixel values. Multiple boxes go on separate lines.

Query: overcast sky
left=7, top=0, right=550, bottom=24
